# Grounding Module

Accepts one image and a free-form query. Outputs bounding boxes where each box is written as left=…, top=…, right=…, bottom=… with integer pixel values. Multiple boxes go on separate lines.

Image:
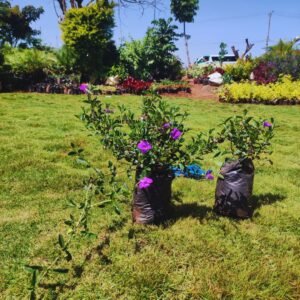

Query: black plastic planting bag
left=132, top=170, right=174, bottom=224
left=214, top=158, right=254, bottom=219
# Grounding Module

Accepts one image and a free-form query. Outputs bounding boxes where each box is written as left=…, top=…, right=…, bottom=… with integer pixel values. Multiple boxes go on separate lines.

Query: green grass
left=0, top=93, right=299, bottom=299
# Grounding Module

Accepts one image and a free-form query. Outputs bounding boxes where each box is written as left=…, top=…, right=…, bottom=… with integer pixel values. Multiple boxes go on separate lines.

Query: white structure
left=195, top=55, right=237, bottom=67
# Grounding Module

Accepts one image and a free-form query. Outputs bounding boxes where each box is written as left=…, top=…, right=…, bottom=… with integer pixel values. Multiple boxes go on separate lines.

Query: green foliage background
left=119, top=18, right=182, bottom=81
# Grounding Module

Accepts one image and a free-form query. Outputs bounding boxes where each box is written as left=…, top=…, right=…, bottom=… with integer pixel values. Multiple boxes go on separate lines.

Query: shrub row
left=191, top=53, right=300, bottom=85
left=28, top=78, right=191, bottom=95
left=219, top=76, right=300, bottom=105
left=152, top=80, right=191, bottom=93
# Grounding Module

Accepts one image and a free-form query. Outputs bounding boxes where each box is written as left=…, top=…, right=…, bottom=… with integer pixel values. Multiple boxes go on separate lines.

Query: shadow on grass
left=162, top=190, right=213, bottom=225
left=162, top=202, right=213, bottom=228
left=249, top=192, right=286, bottom=212
left=166, top=192, right=286, bottom=225
left=171, top=202, right=212, bottom=220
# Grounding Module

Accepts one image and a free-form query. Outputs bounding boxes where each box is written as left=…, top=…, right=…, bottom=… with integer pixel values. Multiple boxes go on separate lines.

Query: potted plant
left=80, top=85, right=217, bottom=224
left=214, top=110, right=275, bottom=218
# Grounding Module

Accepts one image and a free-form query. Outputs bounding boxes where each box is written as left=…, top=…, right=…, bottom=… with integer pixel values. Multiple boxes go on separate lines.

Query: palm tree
left=267, top=38, right=300, bottom=57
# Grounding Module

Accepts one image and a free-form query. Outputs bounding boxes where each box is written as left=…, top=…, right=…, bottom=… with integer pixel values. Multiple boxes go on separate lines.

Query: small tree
left=119, top=18, right=182, bottom=80
left=119, top=39, right=150, bottom=80
left=60, top=0, right=117, bottom=82
left=218, top=42, right=228, bottom=67
left=145, top=18, right=181, bottom=80
left=170, top=0, right=199, bottom=67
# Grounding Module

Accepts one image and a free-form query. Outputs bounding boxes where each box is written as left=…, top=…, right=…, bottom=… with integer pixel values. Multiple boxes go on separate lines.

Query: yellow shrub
left=224, top=60, right=255, bottom=82
left=219, top=76, right=300, bottom=103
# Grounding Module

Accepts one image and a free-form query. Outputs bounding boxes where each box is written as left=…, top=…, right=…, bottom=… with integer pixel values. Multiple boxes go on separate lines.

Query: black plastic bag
left=214, top=158, right=254, bottom=219
left=132, top=169, right=174, bottom=224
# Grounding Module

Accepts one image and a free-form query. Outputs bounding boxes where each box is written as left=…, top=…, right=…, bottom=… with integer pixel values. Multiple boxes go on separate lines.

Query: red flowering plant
left=120, top=77, right=152, bottom=94
left=253, top=61, right=277, bottom=85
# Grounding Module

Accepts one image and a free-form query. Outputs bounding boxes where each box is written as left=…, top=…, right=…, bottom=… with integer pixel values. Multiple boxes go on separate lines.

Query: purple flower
left=163, top=123, right=171, bottom=129
left=170, top=128, right=182, bottom=140
left=138, top=177, right=153, bottom=189
left=205, top=170, right=214, bottom=180
left=137, top=140, right=152, bottom=154
left=263, top=121, right=272, bottom=128
left=79, top=83, right=88, bottom=93
left=104, top=107, right=114, bottom=114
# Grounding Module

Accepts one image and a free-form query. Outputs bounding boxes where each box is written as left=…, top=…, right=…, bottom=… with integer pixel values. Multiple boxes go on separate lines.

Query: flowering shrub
left=223, top=60, right=255, bottom=82
left=120, top=77, right=152, bottom=94
left=216, top=110, right=275, bottom=161
left=252, top=61, right=277, bottom=84
left=219, top=75, right=300, bottom=104
left=81, top=88, right=218, bottom=185
left=257, top=54, right=300, bottom=81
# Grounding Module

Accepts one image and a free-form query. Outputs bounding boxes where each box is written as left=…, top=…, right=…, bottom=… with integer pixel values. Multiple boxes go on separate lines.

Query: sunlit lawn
left=0, top=93, right=299, bottom=299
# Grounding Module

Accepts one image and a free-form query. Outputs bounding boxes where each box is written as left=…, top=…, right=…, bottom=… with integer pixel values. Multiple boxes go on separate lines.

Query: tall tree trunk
left=57, top=0, right=67, bottom=14
left=183, top=22, right=191, bottom=67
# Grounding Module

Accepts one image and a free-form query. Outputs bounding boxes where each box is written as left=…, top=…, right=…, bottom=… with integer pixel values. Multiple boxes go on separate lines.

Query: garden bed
left=28, top=79, right=192, bottom=96
left=219, top=76, right=300, bottom=105
left=219, top=98, right=300, bottom=105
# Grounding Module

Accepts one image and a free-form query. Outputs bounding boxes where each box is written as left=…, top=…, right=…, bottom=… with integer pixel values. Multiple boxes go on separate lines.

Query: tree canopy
left=0, top=0, right=44, bottom=47
left=55, top=0, right=161, bottom=16
left=60, top=0, right=117, bottom=81
left=170, top=0, right=199, bottom=24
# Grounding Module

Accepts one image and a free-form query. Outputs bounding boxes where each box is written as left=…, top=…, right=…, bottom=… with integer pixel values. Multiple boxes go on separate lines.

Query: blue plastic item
left=171, top=164, right=206, bottom=180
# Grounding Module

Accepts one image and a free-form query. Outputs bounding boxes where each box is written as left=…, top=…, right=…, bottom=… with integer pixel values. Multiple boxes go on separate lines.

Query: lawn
left=0, top=93, right=299, bottom=299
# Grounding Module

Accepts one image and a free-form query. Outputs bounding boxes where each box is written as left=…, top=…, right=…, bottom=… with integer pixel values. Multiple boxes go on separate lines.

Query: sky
left=12, top=0, right=300, bottom=65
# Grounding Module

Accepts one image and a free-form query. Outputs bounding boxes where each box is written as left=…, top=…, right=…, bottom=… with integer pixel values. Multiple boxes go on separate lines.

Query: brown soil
left=161, top=81, right=219, bottom=101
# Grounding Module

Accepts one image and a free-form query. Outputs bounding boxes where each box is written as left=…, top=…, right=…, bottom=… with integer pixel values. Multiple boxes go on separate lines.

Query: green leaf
left=68, top=151, right=77, bottom=156
left=67, top=199, right=77, bottom=207
left=113, top=204, right=121, bottom=215
left=58, top=234, right=65, bottom=249
left=51, top=268, right=69, bottom=274
left=76, top=158, right=90, bottom=168
left=213, top=151, right=221, bottom=158
left=64, top=220, right=73, bottom=226
left=31, top=269, right=37, bottom=287
left=98, top=199, right=112, bottom=207
left=30, top=290, right=36, bottom=300
left=24, top=265, right=43, bottom=272
left=86, top=232, right=98, bottom=239
left=218, top=174, right=224, bottom=179
left=65, top=250, right=72, bottom=261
